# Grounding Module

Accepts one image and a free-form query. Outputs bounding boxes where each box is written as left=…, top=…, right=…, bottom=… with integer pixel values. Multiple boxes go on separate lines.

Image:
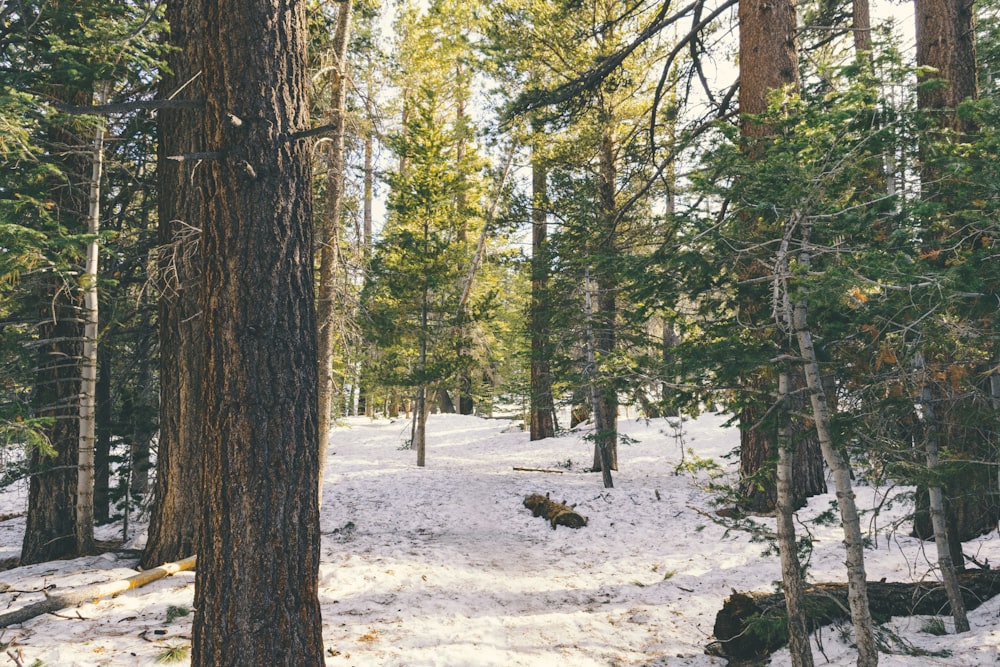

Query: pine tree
left=190, top=0, right=324, bottom=662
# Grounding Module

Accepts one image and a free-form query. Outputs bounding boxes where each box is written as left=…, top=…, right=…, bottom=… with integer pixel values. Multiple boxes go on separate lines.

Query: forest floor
left=0, top=411, right=998, bottom=666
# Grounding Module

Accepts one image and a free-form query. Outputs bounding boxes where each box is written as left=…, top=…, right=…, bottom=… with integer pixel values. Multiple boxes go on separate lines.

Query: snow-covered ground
left=0, top=411, right=997, bottom=666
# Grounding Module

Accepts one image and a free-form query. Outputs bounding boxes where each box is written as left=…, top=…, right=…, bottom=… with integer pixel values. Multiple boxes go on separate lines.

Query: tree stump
left=523, top=493, right=588, bottom=529
left=709, top=570, right=1000, bottom=661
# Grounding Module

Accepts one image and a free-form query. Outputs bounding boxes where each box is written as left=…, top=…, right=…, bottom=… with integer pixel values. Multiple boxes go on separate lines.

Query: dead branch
left=0, top=556, right=196, bottom=628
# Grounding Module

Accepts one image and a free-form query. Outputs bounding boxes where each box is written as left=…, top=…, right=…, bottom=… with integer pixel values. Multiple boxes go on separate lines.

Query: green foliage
left=0, top=0, right=165, bottom=522
left=920, top=617, right=948, bottom=636
left=154, top=644, right=190, bottom=663
left=165, top=605, right=190, bottom=623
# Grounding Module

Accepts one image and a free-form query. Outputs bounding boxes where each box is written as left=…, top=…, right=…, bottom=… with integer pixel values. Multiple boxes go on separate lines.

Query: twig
left=512, top=467, right=564, bottom=474
left=5, top=648, right=24, bottom=667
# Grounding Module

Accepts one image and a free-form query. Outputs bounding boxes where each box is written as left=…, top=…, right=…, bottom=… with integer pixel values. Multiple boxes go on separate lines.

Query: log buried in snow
left=0, top=555, right=197, bottom=628
left=523, top=493, right=588, bottom=529
left=709, top=569, right=1000, bottom=661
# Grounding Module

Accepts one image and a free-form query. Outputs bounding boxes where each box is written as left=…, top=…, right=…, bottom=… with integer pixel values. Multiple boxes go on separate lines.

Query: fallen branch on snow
left=0, top=555, right=196, bottom=628
left=708, top=569, right=1000, bottom=661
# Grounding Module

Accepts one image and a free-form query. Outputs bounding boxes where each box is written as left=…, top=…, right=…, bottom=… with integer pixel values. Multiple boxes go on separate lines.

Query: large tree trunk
left=737, top=0, right=796, bottom=513
left=915, top=0, right=977, bottom=134
left=529, top=142, right=556, bottom=441
left=912, top=0, right=996, bottom=553
left=736, top=0, right=826, bottom=515
left=738, top=0, right=799, bottom=139
left=316, top=0, right=352, bottom=504
left=22, top=284, right=83, bottom=564
left=853, top=0, right=873, bottom=55
left=191, top=0, right=324, bottom=664
left=142, top=0, right=205, bottom=569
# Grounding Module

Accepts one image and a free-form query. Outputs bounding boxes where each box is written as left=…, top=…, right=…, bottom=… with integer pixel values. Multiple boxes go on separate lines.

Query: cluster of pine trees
left=2, top=0, right=999, bottom=664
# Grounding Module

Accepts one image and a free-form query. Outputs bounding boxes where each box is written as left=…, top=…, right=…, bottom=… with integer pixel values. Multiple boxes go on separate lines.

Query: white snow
left=0, top=411, right=997, bottom=666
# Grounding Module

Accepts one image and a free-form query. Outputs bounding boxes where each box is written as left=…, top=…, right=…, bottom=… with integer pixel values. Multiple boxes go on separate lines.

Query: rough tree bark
left=736, top=0, right=826, bottom=515
left=142, top=0, right=205, bottom=569
left=21, top=87, right=91, bottom=566
left=191, top=0, right=324, bottom=664
left=912, top=0, right=996, bottom=559
left=853, top=0, right=873, bottom=55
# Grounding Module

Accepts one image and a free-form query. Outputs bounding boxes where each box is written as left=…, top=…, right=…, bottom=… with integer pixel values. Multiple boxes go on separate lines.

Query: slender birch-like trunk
left=791, top=219, right=878, bottom=666
left=77, top=82, right=110, bottom=555
left=775, top=369, right=815, bottom=667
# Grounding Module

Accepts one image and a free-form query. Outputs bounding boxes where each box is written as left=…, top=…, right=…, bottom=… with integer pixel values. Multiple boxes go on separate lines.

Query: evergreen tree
left=0, top=0, right=166, bottom=564
left=190, top=0, right=324, bottom=662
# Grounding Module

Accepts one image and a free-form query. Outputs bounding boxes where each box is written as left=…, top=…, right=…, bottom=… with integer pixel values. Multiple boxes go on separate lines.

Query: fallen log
left=513, top=467, right=565, bottom=474
left=0, top=555, right=196, bottom=628
left=523, top=493, right=588, bottom=529
left=709, top=569, right=1000, bottom=661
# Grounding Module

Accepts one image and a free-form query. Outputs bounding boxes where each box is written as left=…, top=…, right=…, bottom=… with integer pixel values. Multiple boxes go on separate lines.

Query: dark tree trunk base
left=523, top=493, right=588, bottom=529
left=709, top=570, right=1000, bottom=662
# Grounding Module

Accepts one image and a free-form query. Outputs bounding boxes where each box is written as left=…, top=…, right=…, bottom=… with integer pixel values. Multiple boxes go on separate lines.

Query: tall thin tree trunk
left=143, top=0, right=205, bottom=569
left=76, top=82, right=108, bottom=555
left=355, top=129, right=375, bottom=419
left=913, top=352, right=970, bottom=632
left=584, top=270, right=613, bottom=488
left=592, top=123, right=618, bottom=472
left=529, top=140, right=556, bottom=440
left=364, top=130, right=373, bottom=255
left=415, top=281, right=429, bottom=467
left=317, top=0, right=352, bottom=504
left=775, top=367, right=815, bottom=667
left=791, top=221, right=878, bottom=667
